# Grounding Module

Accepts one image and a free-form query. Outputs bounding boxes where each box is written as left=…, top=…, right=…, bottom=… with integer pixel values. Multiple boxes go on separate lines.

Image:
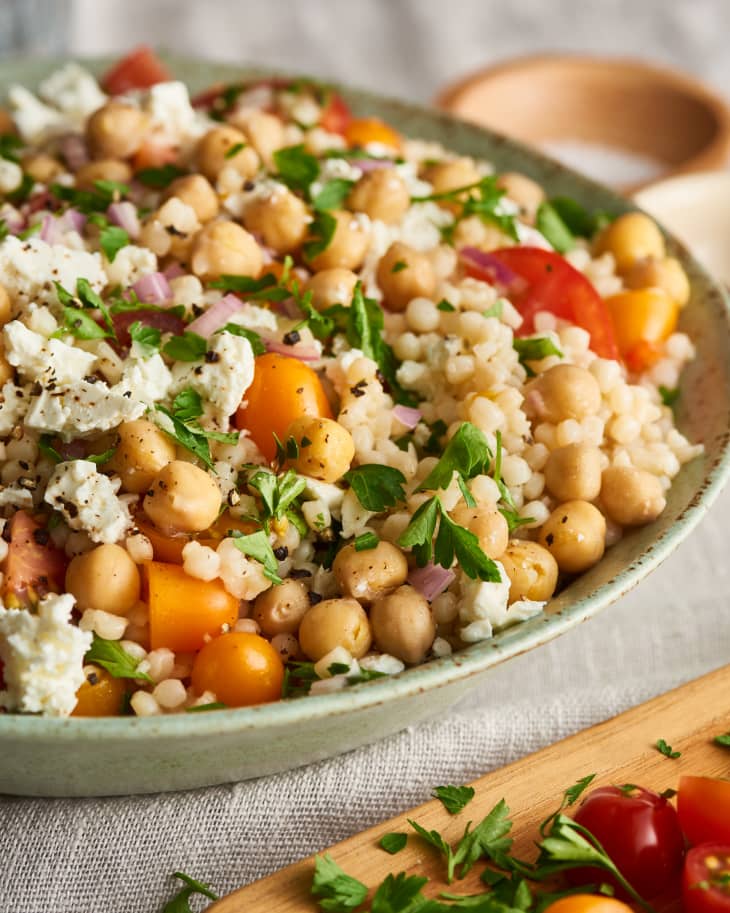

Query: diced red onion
left=163, top=261, right=185, bottom=280
left=349, top=158, right=393, bottom=172
left=459, top=246, right=519, bottom=287
left=107, top=201, right=140, bottom=239
left=132, top=271, right=172, bottom=305
left=39, top=214, right=63, bottom=245
left=61, top=208, right=86, bottom=235
left=408, top=563, right=455, bottom=601
left=263, top=338, right=321, bottom=361
left=392, top=404, right=422, bottom=429
left=59, top=134, right=89, bottom=171
left=187, top=294, right=245, bottom=338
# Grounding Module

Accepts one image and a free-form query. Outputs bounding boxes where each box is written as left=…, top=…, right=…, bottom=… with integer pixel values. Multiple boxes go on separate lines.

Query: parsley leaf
left=0, top=219, right=8, bottom=242
left=209, top=271, right=290, bottom=301
left=398, top=496, right=442, bottom=568
left=354, top=531, right=379, bottom=551
left=248, top=468, right=306, bottom=525
left=281, top=660, right=320, bottom=698
left=371, top=873, right=430, bottom=913
left=231, top=530, right=283, bottom=584
left=155, top=406, right=215, bottom=470
left=218, top=322, right=267, bottom=355
left=408, top=819, right=454, bottom=873
left=656, top=738, right=681, bottom=759
left=0, top=133, right=23, bottom=163
left=417, top=422, right=491, bottom=493
left=224, top=141, right=246, bottom=159
left=52, top=179, right=128, bottom=213
left=513, top=336, right=563, bottom=370
left=312, top=178, right=354, bottom=212
left=85, top=635, right=152, bottom=682
left=274, top=144, right=320, bottom=193
left=344, top=464, right=407, bottom=512
left=128, top=320, right=161, bottom=357
left=161, top=871, right=218, bottom=913
left=659, top=385, right=679, bottom=407
left=714, top=731, right=730, bottom=748
left=53, top=305, right=109, bottom=340
left=136, top=164, right=186, bottom=188
left=536, top=201, right=575, bottom=253
left=433, top=784, right=476, bottom=815
left=162, top=331, right=207, bottom=362
left=546, top=196, right=613, bottom=237
left=172, top=387, right=204, bottom=422
left=185, top=702, right=227, bottom=713
left=415, top=175, right=518, bottom=242
left=451, top=798, right=514, bottom=879
left=378, top=833, right=408, bottom=855
left=437, top=298, right=455, bottom=312
left=304, top=210, right=338, bottom=261
left=311, top=854, right=368, bottom=912
left=98, top=223, right=129, bottom=262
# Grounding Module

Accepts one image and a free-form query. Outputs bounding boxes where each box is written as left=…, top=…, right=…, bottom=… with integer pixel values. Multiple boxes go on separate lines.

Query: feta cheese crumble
left=44, top=460, right=133, bottom=544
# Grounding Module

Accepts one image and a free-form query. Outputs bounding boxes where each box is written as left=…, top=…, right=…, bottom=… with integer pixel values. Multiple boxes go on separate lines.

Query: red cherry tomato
left=3, top=511, right=67, bottom=606
left=470, top=247, right=619, bottom=360
left=320, top=91, right=352, bottom=135
left=101, top=46, right=172, bottom=95
left=568, top=785, right=685, bottom=899
left=679, top=777, right=730, bottom=845
left=682, top=844, right=730, bottom=913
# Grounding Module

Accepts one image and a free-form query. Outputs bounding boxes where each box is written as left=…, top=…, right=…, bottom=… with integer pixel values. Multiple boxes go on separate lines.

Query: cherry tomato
left=131, top=138, right=180, bottom=172
left=605, top=288, right=679, bottom=372
left=72, top=666, right=127, bottom=717
left=345, top=116, right=401, bottom=150
left=235, top=352, right=332, bottom=462
left=320, top=91, right=352, bottom=135
left=542, top=896, right=633, bottom=913
left=146, top=561, right=239, bottom=652
left=191, top=631, right=284, bottom=707
left=682, top=844, right=730, bottom=913
left=3, top=511, right=66, bottom=606
left=135, top=513, right=256, bottom=564
left=101, top=46, right=172, bottom=95
left=679, top=776, right=730, bottom=845
left=568, top=785, right=685, bottom=899
left=472, top=247, right=619, bottom=360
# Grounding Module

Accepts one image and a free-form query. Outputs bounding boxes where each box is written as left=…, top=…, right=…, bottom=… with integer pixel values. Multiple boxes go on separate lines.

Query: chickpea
left=195, top=125, right=259, bottom=182
left=332, top=540, right=408, bottom=605
left=164, top=174, right=219, bottom=223
left=527, top=364, right=602, bottom=423
left=86, top=101, right=149, bottom=160
left=496, top=171, right=545, bottom=220
left=376, top=241, right=436, bottom=312
left=305, top=268, right=358, bottom=311
left=143, top=460, right=222, bottom=534
left=106, top=419, right=176, bottom=494
left=190, top=220, right=263, bottom=281
left=0, top=283, right=12, bottom=326
left=370, top=585, right=435, bottom=665
left=623, top=256, right=690, bottom=307
left=424, top=157, right=481, bottom=198
left=74, top=159, right=132, bottom=190
left=65, top=544, right=141, bottom=616
left=306, top=210, right=369, bottom=272
left=253, top=578, right=310, bottom=636
left=347, top=168, right=410, bottom=224
left=594, top=212, right=665, bottom=273
left=298, top=597, right=372, bottom=661
left=285, top=416, right=354, bottom=483
left=544, top=443, right=602, bottom=502
left=600, top=465, right=666, bottom=527
left=232, top=110, right=285, bottom=166
left=243, top=189, right=310, bottom=254
left=499, top=540, right=559, bottom=604
left=538, top=500, right=606, bottom=574
left=451, top=504, right=509, bottom=559
left=22, top=153, right=63, bottom=183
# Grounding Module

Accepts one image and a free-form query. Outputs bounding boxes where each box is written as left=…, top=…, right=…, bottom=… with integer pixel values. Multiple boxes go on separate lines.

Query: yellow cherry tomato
left=542, top=897, right=633, bottom=913
left=72, top=665, right=127, bottom=717
left=345, top=117, right=402, bottom=151
left=191, top=631, right=284, bottom=707
left=605, top=287, right=679, bottom=371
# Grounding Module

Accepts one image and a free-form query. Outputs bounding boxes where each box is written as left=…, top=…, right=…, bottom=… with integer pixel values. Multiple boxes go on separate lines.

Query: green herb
left=77, top=277, right=116, bottom=337
left=347, top=668, right=388, bottom=685
left=53, top=305, right=109, bottom=341
left=415, top=175, right=518, bottom=243
left=391, top=260, right=407, bottom=274
left=659, top=385, right=679, bottom=407
left=274, top=144, right=320, bottom=193
left=0, top=133, right=22, bottom=163
left=224, top=141, right=245, bottom=159
left=433, top=785, right=476, bottom=815
left=86, top=446, right=117, bottom=465
left=371, top=874, right=431, bottom=913
left=291, top=285, right=336, bottom=340
left=354, top=531, right=379, bottom=551
left=417, top=422, right=491, bottom=493
left=344, top=464, right=407, bottom=512
left=85, top=635, right=152, bottom=682
left=424, top=419, right=448, bottom=455
left=546, top=196, right=613, bottom=237
left=155, top=406, right=215, bottom=469
left=38, top=435, right=114, bottom=465
left=0, top=219, right=8, bottom=242
left=656, top=738, right=681, bottom=759
left=231, top=529, right=283, bottom=584
left=303, top=210, right=337, bottom=261
left=161, top=871, right=218, bottom=913
left=209, top=271, right=290, bottom=301
left=52, top=179, right=128, bottom=213
left=6, top=172, right=34, bottom=205
left=451, top=798, right=514, bottom=880
left=437, top=298, right=456, bottom=312
left=536, top=201, right=575, bottom=253
left=714, top=731, right=730, bottom=748
left=136, top=164, right=186, bottom=188
left=98, top=223, right=129, bottom=262
left=311, top=853, right=368, bottom=912
left=513, top=337, right=563, bottom=370
left=185, top=702, right=227, bottom=713
left=17, top=220, right=40, bottom=240
left=408, top=818, right=454, bottom=873
left=218, top=322, right=267, bottom=355
left=128, top=320, right=161, bottom=357
left=378, top=833, right=408, bottom=855
left=312, top=178, right=354, bottom=212
left=483, top=299, right=504, bottom=320
left=162, top=331, right=207, bottom=362
left=248, top=468, right=306, bottom=526
left=281, top=660, right=320, bottom=698
left=172, top=387, right=204, bottom=422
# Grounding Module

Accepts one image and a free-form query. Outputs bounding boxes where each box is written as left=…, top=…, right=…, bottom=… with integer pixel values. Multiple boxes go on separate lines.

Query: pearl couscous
left=0, top=50, right=702, bottom=717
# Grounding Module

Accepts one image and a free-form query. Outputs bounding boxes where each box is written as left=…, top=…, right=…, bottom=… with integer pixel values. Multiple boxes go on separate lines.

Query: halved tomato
left=320, top=91, right=352, bottom=135
left=4, top=511, right=66, bottom=606
left=682, top=844, right=730, bottom=913
left=679, top=776, right=730, bottom=845
left=101, top=46, right=172, bottom=95
left=470, top=247, right=619, bottom=360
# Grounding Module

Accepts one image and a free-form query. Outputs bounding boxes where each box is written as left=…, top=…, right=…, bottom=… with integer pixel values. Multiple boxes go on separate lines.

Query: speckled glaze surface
left=1, top=55, right=729, bottom=797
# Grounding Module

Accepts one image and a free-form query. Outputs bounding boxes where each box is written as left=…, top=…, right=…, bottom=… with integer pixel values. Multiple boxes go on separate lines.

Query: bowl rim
left=1, top=53, right=729, bottom=742
left=434, top=52, right=730, bottom=191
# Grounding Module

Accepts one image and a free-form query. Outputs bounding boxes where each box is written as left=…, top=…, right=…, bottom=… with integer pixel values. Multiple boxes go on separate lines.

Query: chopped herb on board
left=378, top=833, right=408, bottom=855
left=311, top=854, right=368, bottom=911
left=714, top=731, right=730, bottom=748
left=655, top=738, right=681, bottom=759
left=432, top=784, right=476, bottom=815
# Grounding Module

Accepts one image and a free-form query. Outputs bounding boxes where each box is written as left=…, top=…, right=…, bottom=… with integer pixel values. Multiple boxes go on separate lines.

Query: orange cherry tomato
left=101, top=46, right=172, bottom=95
left=191, top=631, right=284, bottom=707
left=542, top=897, right=633, bottom=913
left=606, top=288, right=679, bottom=371
left=135, top=513, right=255, bottom=564
left=146, top=561, right=239, bottom=652
left=678, top=776, right=730, bottom=845
left=132, top=138, right=179, bottom=172
left=345, top=116, right=402, bottom=151
left=235, top=353, right=332, bottom=461
left=72, top=666, right=127, bottom=717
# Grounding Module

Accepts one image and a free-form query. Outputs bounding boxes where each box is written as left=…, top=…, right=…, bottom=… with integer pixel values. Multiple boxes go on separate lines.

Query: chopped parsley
left=209, top=271, right=291, bottom=301
left=414, top=175, right=518, bottom=243
left=85, top=635, right=152, bottom=683
left=162, top=330, right=207, bottom=362
left=417, top=422, right=491, bottom=494
left=312, top=178, right=354, bottom=212
left=714, top=731, right=730, bottom=748
left=230, top=529, right=283, bottom=584
left=344, top=464, right=407, bottom=512
left=546, top=195, right=614, bottom=238
left=311, top=854, right=368, bottom=912
left=224, top=141, right=246, bottom=159
left=128, top=320, right=161, bottom=357
left=437, top=298, right=456, bottom=312
left=536, top=201, right=574, bottom=253
left=0, top=133, right=23, bottom=163
left=354, top=531, right=379, bottom=551
left=513, top=336, right=563, bottom=373
left=273, top=143, right=320, bottom=193
left=97, top=222, right=129, bottom=262
left=378, top=833, right=408, bottom=855
left=659, top=385, right=679, bottom=407
left=655, top=738, right=681, bottom=759
left=303, top=210, right=337, bottom=261
left=155, top=390, right=238, bottom=470
left=391, top=260, right=408, bottom=273
left=51, top=178, right=128, bottom=213
left=432, top=784, right=475, bottom=815
left=218, top=322, right=267, bottom=355
left=136, top=164, right=186, bottom=188
left=185, top=702, right=227, bottom=713
left=247, top=467, right=306, bottom=529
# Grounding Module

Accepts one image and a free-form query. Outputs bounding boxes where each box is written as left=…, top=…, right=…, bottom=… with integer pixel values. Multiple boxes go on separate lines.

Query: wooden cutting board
left=210, top=665, right=730, bottom=912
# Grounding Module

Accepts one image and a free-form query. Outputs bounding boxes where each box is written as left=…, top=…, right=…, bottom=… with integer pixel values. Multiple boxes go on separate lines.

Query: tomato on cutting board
left=683, top=844, right=730, bottom=913
left=679, top=776, right=730, bottom=845
left=3, top=510, right=66, bottom=606
left=101, top=46, right=172, bottom=94
left=469, top=247, right=619, bottom=360
left=568, top=784, right=685, bottom=899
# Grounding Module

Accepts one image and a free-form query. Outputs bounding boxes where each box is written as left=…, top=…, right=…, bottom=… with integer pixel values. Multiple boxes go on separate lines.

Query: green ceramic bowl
left=2, top=56, right=729, bottom=797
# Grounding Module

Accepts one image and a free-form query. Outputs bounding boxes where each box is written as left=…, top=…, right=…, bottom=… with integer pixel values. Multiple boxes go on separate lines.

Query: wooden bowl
left=435, top=54, right=730, bottom=192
